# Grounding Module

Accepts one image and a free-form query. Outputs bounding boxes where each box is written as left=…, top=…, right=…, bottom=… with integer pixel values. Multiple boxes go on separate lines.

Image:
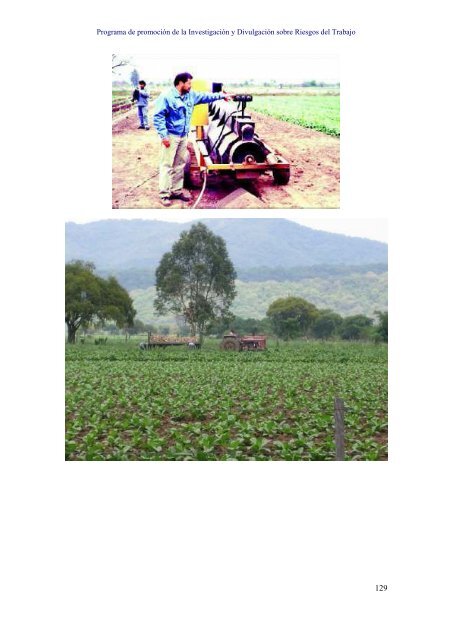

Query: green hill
left=131, top=272, right=387, bottom=323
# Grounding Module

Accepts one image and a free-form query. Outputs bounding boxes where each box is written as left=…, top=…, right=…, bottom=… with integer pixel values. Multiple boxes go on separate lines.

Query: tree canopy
left=266, top=296, right=319, bottom=340
left=65, top=261, right=136, bottom=343
left=311, top=310, right=343, bottom=340
left=154, top=223, right=236, bottom=338
left=339, top=314, right=374, bottom=341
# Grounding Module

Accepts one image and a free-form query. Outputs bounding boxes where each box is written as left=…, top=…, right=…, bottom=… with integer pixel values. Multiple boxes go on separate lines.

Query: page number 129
left=376, top=585, right=388, bottom=591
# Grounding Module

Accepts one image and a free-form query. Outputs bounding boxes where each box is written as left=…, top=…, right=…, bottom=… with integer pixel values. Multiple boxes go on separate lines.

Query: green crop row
left=66, top=340, right=387, bottom=462
left=250, top=95, right=340, bottom=137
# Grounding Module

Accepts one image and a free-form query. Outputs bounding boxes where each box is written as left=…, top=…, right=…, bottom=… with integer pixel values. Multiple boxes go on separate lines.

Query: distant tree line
left=265, top=296, right=387, bottom=342
left=209, top=298, right=387, bottom=343
left=241, top=79, right=340, bottom=88
left=66, top=264, right=387, bottom=344
left=93, top=308, right=388, bottom=344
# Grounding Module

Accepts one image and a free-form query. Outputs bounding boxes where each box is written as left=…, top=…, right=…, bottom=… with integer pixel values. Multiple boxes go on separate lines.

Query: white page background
left=1, top=1, right=450, bottom=638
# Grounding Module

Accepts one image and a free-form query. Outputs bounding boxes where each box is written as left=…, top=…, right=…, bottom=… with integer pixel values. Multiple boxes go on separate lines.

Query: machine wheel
left=272, top=168, right=290, bottom=185
left=221, top=338, right=240, bottom=351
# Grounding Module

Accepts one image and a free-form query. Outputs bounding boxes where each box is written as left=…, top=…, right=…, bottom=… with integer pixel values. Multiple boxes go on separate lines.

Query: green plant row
left=250, top=95, right=340, bottom=137
left=66, top=341, right=387, bottom=461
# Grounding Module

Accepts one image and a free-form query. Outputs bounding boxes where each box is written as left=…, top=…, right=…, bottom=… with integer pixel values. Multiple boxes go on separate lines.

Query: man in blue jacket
left=153, top=72, right=230, bottom=207
left=135, top=80, right=150, bottom=130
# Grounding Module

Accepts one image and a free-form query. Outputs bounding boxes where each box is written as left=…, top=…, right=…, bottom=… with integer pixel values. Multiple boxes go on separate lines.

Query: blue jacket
left=136, top=89, right=149, bottom=107
left=153, top=87, right=225, bottom=138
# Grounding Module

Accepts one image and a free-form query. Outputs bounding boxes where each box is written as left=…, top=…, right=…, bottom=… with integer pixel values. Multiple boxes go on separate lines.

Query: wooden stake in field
left=334, top=397, right=346, bottom=461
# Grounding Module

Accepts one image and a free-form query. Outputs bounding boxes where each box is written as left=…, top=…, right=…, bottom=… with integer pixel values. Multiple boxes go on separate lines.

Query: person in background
left=153, top=72, right=231, bottom=207
left=135, top=80, right=150, bottom=130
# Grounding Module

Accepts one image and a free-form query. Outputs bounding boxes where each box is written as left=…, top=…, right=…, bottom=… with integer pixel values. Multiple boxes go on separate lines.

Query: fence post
left=334, top=397, right=345, bottom=461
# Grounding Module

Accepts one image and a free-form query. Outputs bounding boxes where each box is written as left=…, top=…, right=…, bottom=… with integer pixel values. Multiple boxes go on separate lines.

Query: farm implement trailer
left=140, top=333, right=201, bottom=350
left=185, top=82, right=290, bottom=189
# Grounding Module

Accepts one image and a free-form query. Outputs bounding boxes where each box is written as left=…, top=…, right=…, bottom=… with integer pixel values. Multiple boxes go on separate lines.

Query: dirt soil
left=112, top=108, right=340, bottom=210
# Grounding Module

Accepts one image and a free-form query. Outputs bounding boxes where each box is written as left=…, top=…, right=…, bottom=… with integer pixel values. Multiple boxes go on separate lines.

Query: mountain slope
left=66, top=218, right=388, bottom=270
left=131, top=272, right=388, bottom=323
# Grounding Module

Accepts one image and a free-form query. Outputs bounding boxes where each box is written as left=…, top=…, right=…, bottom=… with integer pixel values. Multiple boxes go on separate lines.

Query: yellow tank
left=190, top=79, right=209, bottom=126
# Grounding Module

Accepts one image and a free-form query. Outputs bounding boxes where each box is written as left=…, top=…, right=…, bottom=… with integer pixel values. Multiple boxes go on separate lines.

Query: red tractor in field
left=220, top=333, right=267, bottom=351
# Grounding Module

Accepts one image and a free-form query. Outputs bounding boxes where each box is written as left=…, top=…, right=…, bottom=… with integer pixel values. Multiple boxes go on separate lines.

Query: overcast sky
left=113, top=54, right=340, bottom=85
left=66, top=213, right=387, bottom=244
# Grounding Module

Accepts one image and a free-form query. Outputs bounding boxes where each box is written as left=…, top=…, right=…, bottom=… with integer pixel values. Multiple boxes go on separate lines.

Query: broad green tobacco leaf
left=66, top=339, right=387, bottom=461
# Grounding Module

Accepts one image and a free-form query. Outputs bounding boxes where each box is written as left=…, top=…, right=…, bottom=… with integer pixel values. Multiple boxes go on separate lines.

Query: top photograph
left=112, top=55, right=340, bottom=209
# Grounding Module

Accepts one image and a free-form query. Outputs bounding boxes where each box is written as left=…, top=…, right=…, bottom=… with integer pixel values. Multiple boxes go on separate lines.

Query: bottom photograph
left=65, top=217, right=388, bottom=461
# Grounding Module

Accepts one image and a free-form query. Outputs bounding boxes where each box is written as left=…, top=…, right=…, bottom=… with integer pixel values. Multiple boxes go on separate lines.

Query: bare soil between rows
left=112, top=108, right=340, bottom=209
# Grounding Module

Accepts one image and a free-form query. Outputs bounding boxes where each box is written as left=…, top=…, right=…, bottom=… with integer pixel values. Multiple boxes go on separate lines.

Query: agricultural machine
left=185, top=82, right=290, bottom=188
left=220, top=334, right=267, bottom=351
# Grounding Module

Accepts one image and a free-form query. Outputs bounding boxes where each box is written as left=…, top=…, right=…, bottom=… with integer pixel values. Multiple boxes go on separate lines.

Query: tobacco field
left=66, top=340, right=387, bottom=461
left=251, top=94, right=340, bottom=136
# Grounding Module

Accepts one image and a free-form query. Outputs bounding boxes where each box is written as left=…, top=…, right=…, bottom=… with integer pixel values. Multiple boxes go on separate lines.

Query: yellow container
left=190, top=79, right=209, bottom=126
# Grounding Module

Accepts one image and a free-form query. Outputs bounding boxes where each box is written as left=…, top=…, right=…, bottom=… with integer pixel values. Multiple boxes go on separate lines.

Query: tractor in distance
left=220, top=332, right=267, bottom=351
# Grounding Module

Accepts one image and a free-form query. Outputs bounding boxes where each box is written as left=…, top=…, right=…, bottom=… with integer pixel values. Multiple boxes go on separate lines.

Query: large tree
left=266, top=296, right=318, bottom=340
left=65, top=261, right=136, bottom=343
left=154, top=223, right=236, bottom=339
